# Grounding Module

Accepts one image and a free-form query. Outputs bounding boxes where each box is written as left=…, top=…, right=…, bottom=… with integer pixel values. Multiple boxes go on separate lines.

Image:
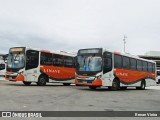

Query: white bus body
left=5, top=47, right=76, bottom=86
left=75, top=48, right=156, bottom=90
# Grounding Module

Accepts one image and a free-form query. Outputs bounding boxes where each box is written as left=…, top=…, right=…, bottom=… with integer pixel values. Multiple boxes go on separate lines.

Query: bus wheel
left=89, top=86, right=97, bottom=90
left=111, top=79, right=120, bottom=91
left=136, top=80, right=146, bottom=90
left=63, top=83, right=71, bottom=86
left=23, top=81, right=31, bottom=86
left=37, top=75, right=47, bottom=86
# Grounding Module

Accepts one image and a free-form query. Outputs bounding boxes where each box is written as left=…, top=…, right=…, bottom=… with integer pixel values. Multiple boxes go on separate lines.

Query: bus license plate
left=83, top=81, right=87, bottom=84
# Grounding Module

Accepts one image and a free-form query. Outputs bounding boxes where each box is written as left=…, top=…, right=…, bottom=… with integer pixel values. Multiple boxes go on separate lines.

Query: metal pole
left=123, top=35, right=127, bottom=53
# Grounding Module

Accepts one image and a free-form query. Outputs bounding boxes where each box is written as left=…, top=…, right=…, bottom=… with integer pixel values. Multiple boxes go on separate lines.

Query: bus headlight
left=18, top=71, right=24, bottom=75
left=88, top=77, right=95, bottom=80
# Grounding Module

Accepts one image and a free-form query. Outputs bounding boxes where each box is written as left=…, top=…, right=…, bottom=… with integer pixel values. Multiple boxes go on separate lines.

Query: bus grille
left=77, top=79, right=93, bottom=83
left=6, top=75, right=17, bottom=79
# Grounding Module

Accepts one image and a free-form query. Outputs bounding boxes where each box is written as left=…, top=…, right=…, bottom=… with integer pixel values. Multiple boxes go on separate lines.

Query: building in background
left=139, top=51, right=160, bottom=70
left=0, top=54, right=8, bottom=61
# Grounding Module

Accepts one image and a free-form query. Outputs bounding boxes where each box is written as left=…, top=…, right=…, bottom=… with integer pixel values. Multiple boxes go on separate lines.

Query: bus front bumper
left=75, top=79, right=102, bottom=87
left=5, top=74, right=24, bottom=81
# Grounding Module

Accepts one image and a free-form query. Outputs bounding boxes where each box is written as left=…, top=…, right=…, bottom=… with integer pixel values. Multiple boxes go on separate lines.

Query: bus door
left=102, top=52, right=113, bottom=86
left=25, top=50, right=39, bottom=82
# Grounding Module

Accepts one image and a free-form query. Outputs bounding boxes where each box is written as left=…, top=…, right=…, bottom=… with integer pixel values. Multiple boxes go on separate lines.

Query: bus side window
left=152, top=63, right=155, bottom=73
left=26, top=50, right=39, bottom=70
left=130, top=58, right=137, bottom=70
left=148, top=62, right=152, bottom=73
left=40, top=52, right=53, bottom=66
left=114, top=54, right=122, bottom=68
left=123, top=57, right=130, bottom=69
left=53, top=54, right=63, bottom=66
left=103, top=52, right=112, bottom=74
left=73, top=57, right=76, bottom=67
left=64, top=56, right=74, bottom=68
left=142, top=61, right=147, bottom=72
left=137, top=60, right=142, bottom=71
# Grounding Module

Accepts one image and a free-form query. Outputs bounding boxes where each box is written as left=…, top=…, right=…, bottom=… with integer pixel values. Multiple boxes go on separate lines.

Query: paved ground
left=0, top=79, right=160, bottom=111
left=0, top=79, right=160, bottom=119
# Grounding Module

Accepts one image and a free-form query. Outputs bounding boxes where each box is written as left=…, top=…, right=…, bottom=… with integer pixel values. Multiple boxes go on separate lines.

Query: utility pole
left=123, top=35, right=127, bottom=53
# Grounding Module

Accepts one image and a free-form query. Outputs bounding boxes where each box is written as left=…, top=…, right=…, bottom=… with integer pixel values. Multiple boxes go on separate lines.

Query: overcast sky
left=0, top=0, right=160, bottom=55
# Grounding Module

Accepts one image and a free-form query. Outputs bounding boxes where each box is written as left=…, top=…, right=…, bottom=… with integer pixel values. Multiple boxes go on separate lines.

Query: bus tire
left=23, top=81, right=31, bottom=86
left=111, top=79, right=120, bottom=91
left=37, top=75, right=47, bottom=86
left=63, top=83, right=71, bottom=86
left=89, top=86, right=97, bottom=90
left=136, top=80, right=146, bottom=90
left=120, top=87, right=127, bottom=90
left=108, top=87, right=112, bottom=90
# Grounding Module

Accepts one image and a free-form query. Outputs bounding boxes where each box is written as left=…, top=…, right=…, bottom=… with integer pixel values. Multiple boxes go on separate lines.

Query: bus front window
left=7, top=52, right=25, bottom=69
left=77, top=55, right=102, bottom=72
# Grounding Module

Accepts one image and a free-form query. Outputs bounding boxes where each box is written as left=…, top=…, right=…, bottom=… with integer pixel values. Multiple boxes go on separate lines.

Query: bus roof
left=78, top=48, right=156, bottom=64
left=10, top=47, right=76, bottom=57
left=113, top=51, right=156, bottom=63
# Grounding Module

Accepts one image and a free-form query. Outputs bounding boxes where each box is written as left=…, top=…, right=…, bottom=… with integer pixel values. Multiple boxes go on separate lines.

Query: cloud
left=0, top=0, right=160, bottom=55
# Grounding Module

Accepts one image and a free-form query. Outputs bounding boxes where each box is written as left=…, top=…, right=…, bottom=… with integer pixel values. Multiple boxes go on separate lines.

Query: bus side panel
left=145, top=78, right=156, bottom=87
left=40, top=65, right=75, bottom=83
left=114, top=69, right=156, bottom=86
left=102, top=70, right=114, bottom=86
left=120, top=81, right=141, bottom=87
left=24, top=67, right=40, bottom=82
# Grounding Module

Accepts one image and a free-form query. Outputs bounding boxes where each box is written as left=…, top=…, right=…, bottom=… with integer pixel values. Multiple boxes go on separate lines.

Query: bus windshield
left=77, top=55, right=102, bottom=72
left=7, top=51, right=25, bottom=69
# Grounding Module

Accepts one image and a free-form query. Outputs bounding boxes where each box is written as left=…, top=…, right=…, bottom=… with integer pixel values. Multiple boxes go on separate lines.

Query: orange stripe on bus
left=16, top=75, right=24, bottom=81
left=40, top=65, right=75, bottom=79
left=114, top=69, right=156, bottom=83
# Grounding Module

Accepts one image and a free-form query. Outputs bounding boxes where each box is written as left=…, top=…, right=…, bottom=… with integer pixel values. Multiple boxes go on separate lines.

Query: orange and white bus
left=5, top=47, right=76, bottom=86
left=0, top=54, right=7, bottom=78
left=75, top=48, right=156, bottom=90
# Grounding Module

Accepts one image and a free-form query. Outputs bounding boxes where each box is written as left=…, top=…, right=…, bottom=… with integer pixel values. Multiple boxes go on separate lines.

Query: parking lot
left=0, top=79, right=160, bottom=112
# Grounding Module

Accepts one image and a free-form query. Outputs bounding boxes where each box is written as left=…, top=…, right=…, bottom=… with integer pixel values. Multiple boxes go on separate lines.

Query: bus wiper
left=10, top=53, right=14, bottom=62
left=88, top=57, right=91, bottom=66
left=83, top=56, right=86, bottom=66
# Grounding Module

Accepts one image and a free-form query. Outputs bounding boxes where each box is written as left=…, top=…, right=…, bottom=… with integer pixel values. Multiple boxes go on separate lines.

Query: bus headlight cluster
left=96, top=75, right=102, bottom=79
left=88, top=77, right=95, bottom=80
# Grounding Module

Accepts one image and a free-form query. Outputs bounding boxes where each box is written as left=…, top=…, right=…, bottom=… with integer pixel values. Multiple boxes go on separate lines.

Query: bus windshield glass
left=0, top=56, right=3, bottom=60
left=7, top=48, right=25, bottom=69
left=77, top=55, right=102, bottom=72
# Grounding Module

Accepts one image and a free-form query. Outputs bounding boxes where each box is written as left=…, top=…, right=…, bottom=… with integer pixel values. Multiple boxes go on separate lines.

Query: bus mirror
left=5, top=60, right=7, bottom=63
